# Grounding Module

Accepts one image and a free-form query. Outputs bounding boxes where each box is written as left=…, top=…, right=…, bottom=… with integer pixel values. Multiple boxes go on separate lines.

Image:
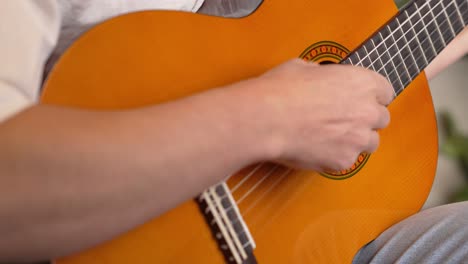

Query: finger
left=300, top=59, right=319, bottom=66
left=373, top=105, right=391, bottom=129
left=363, top=130, right=380, bottom=153
left=373, top=73, right=395, bottom=106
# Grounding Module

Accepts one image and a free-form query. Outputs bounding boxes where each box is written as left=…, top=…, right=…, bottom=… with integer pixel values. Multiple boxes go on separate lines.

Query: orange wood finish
left=42, top=0, right=438, bottom=263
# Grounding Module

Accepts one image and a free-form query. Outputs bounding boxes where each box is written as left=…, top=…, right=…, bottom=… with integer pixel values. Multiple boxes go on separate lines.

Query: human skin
left=0, top=27, right=466, bottom=264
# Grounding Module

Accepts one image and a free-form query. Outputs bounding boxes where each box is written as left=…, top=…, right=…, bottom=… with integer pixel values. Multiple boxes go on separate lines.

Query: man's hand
left=249, top=59, right=394, bottom=172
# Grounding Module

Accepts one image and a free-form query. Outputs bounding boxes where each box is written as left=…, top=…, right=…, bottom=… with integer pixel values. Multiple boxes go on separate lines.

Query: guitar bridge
left=196, top=182, right=257, bottom=264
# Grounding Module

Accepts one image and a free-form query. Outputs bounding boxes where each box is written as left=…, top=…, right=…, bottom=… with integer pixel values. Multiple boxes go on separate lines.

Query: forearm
left=425, top=27, right=468, bottom=80
left=0, top=80, right=271, bottom=262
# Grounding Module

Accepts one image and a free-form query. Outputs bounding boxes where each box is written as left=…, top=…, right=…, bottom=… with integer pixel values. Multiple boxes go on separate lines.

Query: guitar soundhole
left=319, top=60, right=335, bottom=65
left=300, top=41, right=370, bottom=180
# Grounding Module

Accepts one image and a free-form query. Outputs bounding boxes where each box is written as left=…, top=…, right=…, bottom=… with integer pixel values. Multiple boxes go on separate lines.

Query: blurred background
left=424, top=56, right=468, bottom=208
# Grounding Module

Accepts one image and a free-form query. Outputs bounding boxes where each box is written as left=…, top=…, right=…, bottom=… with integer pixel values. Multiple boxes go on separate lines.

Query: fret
left=420, top=3, right=446, bottom=53
left=408, top=3, right=437, bottom=63
left=394, top=14, right=420, bottom=77
left=363, top=40, right=377, bottom=63
left=379, top=23, right=391, bottom=39
left=386, top=24, right=411, bottom=89
left=345, top=53, right=358, bottom=65
left=338, top=0, right=467, bottom=98
left=455, top=0, right=468, bottom=26
left=453, top=0, right=466, bottom=26
left=365, top=39, right=386, bottom=76
left=445, top=0, right=466, bottom=31
left=341, top=57, right=352, bottom=65
left=431, top=0, right=456, bottom=44
left=455, top=0, right=468, bottom=25
left=362, top=45, right=375, bottom=71
left=354, top=49, right=365, bottom=67
left=428, top=1, right=448, bottom=47
left=358, top=46, right=374, bottom=70
left=370, top=35, right=390, bottom=78
left=413, top=1, right=437, bottom=59
left=441, top=0, right=457, bottom=37
left=404, top=9, right=429, bottom=71
left=378, top=31, right=403, bottom=92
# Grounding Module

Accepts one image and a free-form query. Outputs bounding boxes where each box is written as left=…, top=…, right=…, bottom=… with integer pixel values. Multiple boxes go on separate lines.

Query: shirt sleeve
left=0, top=0, right=61, bottom=122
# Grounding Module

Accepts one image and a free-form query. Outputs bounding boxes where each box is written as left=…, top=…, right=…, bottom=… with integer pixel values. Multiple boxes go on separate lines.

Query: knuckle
left=368, top=132, right=380, bottom=153
left=381, top=82, right=395, bottom=104
left=382, top=108, right=391, bottom=127
left=352, top=130, right=368, bottom=148
left=290, top=58, right=304, bottom=65
left=343, top=158, right=356, bottom=169
left=371, top=106, right=381, bottom=123
left=338, top=152, right=358, bottom=169
left=372, top=74, right=393, bottom=95
left=291, top=58, right=314, bottom=68
left=376, top=72, right=392, bottom=88
left=375, top=107, right=390, bottom=129
left=386, top=87, right=395, bottom=103
left=328, top=164, right=342, bottom=172
left=361, top=72, right=378, bottom=91
left=350, top=133, right=365, bottom=151
left=363, top=104, right=380, bottom=125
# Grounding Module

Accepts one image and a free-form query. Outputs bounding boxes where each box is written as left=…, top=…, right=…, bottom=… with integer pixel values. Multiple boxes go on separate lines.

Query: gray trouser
left=353, top=202, right=468, bottom=264
left=35, top=203, right=468, bottom=264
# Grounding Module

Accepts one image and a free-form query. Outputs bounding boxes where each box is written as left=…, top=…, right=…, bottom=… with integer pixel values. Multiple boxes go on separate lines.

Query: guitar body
left=42, top=0, right=438, bottom=263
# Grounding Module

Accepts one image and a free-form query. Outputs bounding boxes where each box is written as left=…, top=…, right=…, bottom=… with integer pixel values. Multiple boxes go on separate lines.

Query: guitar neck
left=342, top=0, right=467, bottom=95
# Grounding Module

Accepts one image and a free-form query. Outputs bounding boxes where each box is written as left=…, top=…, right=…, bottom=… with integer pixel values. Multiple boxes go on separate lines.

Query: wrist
left=222, top=77, right=285, bottom=163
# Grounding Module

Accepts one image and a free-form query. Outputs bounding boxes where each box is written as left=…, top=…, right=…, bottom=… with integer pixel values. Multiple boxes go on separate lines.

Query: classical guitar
left=42, top=0, right=467, bottom=263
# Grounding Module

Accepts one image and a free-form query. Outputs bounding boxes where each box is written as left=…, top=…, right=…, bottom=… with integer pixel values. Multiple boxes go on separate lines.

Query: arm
left=1, top=2, right=269, bottom=259
left=425, top=27, right=468, bottom=80
left=0, top=61, right=392, bottom=263
left=0, top=1, right=393, bottom=262
left=0, top=82, right=271, bottom=261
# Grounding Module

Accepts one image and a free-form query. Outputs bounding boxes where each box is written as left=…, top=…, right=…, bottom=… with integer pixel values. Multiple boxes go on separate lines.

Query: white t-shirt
left=0, top=0, right=204, bottom=122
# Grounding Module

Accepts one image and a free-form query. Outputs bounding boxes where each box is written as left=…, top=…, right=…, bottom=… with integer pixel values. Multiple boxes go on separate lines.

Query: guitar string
left=361, top=7, right=467, bottom=96
left=353, top=0, right=437, bottom=66
left=241, top=168, right=291, bottom=215
left=210, top=9, right=467, bottom=245
left=235, top=164, right=280, bottom=204
left=213, top=4, right=467, bottom=246
left=354, top=5, right=466, bottom=93
left=356, top=0, right=463, bottom=73
left=390, top=7, right=468, bottom=89
left=230, top=163, right=265, bottom=193
left=231, top=23, right=467, bottom=214
left=372, top=8, right=467, bottom=93
left=228, top=9, right=466, bottom=205
left=229, top=16, right=467, bottom=211
left=231, top=21, right=465, bottom=207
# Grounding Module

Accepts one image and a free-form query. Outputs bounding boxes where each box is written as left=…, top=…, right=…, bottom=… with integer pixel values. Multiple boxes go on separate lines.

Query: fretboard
left=342, top=0, right=467, bottom=95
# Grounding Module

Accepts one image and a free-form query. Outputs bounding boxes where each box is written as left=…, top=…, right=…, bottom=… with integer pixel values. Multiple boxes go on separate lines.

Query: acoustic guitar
left=42, top=0, right=468, bottom=263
